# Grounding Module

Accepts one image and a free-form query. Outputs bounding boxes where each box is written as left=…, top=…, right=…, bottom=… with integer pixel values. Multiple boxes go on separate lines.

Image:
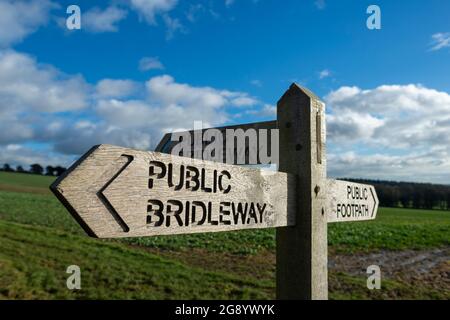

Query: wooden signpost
left=51, top=83, right=379, bottom=300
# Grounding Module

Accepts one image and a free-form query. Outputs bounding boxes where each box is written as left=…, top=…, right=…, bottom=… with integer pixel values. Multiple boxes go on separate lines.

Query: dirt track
left=145, top=246, right=450, bottom=296
left=329, top=248, right=450, bottom=291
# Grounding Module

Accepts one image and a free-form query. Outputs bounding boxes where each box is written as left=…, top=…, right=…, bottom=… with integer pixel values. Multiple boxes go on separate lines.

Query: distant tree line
left=0, top=163, right=67, bottom=176
left=345, top=178, right=450, bottom=211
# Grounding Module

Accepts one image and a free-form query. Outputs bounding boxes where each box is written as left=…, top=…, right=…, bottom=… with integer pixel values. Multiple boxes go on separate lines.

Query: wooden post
left=276, top=84, right=328, bottom=299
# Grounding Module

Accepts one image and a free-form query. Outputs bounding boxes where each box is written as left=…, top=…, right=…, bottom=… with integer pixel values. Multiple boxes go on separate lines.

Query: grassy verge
left=0, top=220, right=273, bottom=299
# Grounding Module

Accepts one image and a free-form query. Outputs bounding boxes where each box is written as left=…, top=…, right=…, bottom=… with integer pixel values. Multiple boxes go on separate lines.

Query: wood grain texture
left=51, top=144, right=295, bottom=238
left=276, top=83, right=328, bottom=300
left=326, top=179, right=379, bottom=223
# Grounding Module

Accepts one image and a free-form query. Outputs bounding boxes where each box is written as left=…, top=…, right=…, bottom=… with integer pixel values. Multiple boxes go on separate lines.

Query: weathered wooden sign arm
left=51, top=145, right=296, bottom=238
left=326, top=179, right=379, bottom=223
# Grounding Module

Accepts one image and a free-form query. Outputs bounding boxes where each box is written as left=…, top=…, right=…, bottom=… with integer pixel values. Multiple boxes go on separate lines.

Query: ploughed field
left=0, top=171, right=448, bottom=299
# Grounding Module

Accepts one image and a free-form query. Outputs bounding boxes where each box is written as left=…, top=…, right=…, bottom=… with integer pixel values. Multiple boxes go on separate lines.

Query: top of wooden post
left=278, top=83, right=322, bottom=105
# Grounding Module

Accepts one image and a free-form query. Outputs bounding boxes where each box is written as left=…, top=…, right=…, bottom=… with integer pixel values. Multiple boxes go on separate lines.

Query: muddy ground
left=144, top=246, right=450, bottom=298
left=330, top=248, right=449, bottom=291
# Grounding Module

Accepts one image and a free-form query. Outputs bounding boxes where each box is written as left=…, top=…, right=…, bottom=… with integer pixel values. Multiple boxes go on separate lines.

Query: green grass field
left=0, top=172, right=54, bottom=194
left=0, top=172, right=448, bottom=299
left=0, top=220, right=273, bottom=299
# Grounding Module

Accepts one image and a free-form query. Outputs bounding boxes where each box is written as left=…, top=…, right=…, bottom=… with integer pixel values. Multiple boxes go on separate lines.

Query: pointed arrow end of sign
left=371, top=186, right=380, bottom=218
left=49, top=145, right=103, bottom=238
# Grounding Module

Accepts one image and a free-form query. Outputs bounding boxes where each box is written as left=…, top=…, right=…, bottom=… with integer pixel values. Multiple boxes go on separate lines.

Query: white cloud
left=314, top=0, right=326, bottom=10
left=163, top=14, right=185, bottom=40
left=147, top=75, right=238, bottom=111
left=186, top=4, right=204, bottom=22
left=129, top=0, right=178, bottom=24
left=86, top=75, right=257, bottom=150
left=96, top=99, right=157, bottom=129
left=96, top=79, right=139, bottom=98
left=246, top=104, right=276, bottom=117
left=0, top=50, right=89, bottom=113
left=225, top=0, right=235, bottom=7
left=83, top=6, right=127, bottom=33
left=0, top=50, right=262, bottom=160
left=230, top=96, right=259, bottom=107
left=250, top=79, right=262, bottom=87
left=50, top=75, right=256, bottom=154
left=0, top=0, right=57, bottom=47
left=319, top=69, right=331, bottom=79
left=0, top=144, right=75, bottom=168
left=51, top=121, right=155, bottom=155
left=326, top=84, right=450, bottom=117
left=139, top=56, right=164, bottom=71
left=328, top=150, right=450, bottom=184
left=429, top=32, right=450, bottom=51
left=327, top=111, right=384, bottom=141
left=0, top=119, right=33, bottom=145
left=127, top=1, right=184, bottom=39
left=326, top=84, right=450, bottom=183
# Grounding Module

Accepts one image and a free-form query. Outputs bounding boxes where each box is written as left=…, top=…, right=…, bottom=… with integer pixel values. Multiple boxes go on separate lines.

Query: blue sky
left=0, top=0, right=449, bottom=183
